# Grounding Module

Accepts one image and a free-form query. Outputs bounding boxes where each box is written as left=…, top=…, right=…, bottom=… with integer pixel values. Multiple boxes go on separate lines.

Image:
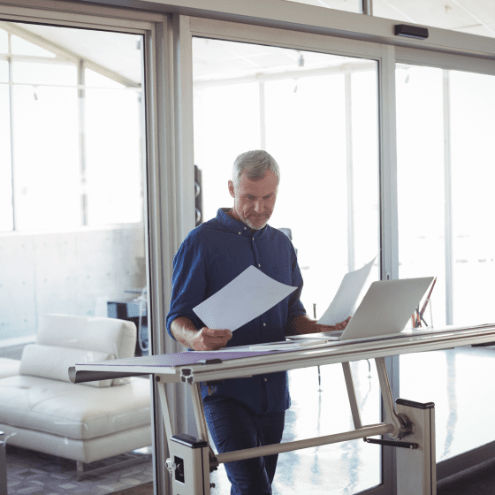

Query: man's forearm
left=170, top=316, right=199, bottom=349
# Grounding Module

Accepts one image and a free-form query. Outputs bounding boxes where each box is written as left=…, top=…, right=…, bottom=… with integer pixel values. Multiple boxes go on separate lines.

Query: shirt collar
left=217, top=208, right=267, bottom=238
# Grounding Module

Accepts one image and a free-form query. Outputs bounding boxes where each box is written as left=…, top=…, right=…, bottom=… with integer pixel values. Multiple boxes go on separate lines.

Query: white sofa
left=0, top=314, right=152, bottom=471
left=0, top=358, right=20, bottom=379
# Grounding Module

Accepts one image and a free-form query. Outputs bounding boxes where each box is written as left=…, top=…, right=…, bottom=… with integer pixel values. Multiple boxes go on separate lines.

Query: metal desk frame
left=71, top=324, right=495, bottom=495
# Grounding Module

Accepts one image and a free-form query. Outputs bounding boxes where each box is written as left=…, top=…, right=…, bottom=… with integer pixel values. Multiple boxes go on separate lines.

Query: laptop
left=291, top=277, right=435, bottom=342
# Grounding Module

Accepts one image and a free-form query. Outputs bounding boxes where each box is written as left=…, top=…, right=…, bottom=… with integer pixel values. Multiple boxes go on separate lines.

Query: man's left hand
left=317, top=316, right=351, bottom=333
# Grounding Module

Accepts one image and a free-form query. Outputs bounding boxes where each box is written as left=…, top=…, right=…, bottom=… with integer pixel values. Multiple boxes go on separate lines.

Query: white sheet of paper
left=317, top=255, right=377, bottom=326
left=193, top=266, right=297, bottom=331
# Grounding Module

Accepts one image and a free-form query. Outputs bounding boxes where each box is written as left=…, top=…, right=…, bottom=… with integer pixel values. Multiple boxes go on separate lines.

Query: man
left=166, top=150, right=349, bottom=495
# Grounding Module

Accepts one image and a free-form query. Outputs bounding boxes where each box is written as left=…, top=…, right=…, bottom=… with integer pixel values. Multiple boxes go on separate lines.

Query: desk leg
left=189, top=383, right=209, bottom=442
left=342, top=362, right=363, bottom=430
left=159, top=379, right=211, bottom=495
left=375, top=358, right=402, bottom=438
left=156, top=376, right=174, bottom=442
left=396, top=399, right=436, bottom=495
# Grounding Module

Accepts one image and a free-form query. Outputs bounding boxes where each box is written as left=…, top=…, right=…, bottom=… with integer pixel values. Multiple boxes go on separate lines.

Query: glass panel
left=85, top=82, right=143, bottom=226
left=12, top=60, right=76, bottom=85
left=0, top=23, right=152, bottom=493
left=282, top=0, right=361, bottom=14
left=85, top=67, right=125, bottom=88
left=11, top=34, right=56, bottom=57
left=193, top=37, right=381, bottom=493
left=12, top=84, right=80, bottom=231
left=0, top=28, right=8, bottom=54
left=0, top=60, right=8, bottom=82
left=397, top=64, right=495, bottom=462
left=396, top=65, right=446, bottom=326
left=0, top=83, right=13, bottom=231
left=374, top=0, right=495, bottom=38
left=450, top=70, right=495, bottom=325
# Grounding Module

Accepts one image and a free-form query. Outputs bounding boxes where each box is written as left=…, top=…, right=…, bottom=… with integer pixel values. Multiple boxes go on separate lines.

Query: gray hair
left=232, top=150, right=280, bottom=190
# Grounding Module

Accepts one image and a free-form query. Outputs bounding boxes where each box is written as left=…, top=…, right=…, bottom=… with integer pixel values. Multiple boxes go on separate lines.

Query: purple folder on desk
left=78, top=350, right=274, bottom=370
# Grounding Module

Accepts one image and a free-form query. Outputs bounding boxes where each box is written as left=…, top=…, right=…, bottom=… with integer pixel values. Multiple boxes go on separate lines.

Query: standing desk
left=70, top=324, right=495, bottom=495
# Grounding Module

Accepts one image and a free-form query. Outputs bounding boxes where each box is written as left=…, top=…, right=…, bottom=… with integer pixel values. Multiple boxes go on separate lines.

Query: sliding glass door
left=188, top=18, right=387, bottom=494
left=396, top=57, right=495, bottom=477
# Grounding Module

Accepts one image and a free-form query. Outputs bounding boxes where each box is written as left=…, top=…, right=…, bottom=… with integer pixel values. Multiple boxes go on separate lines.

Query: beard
left=244, top=213, right=270, bottom=230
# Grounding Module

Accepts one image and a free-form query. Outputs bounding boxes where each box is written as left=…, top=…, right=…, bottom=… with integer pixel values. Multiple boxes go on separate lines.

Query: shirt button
left=264, top=378, right=268, bottom=382
left=263, top=323, right=266, bottom=327
left=244, top=227, right=247, bottom=230
left=238, top=232, right=241, bottom=235
left=258, top=264, right=261, bottom=267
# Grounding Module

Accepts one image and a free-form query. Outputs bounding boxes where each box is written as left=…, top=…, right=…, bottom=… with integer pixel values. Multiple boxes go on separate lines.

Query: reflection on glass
left=397, top=64, right=495, bottom=463
left=193, top=37, right=380, bottom=493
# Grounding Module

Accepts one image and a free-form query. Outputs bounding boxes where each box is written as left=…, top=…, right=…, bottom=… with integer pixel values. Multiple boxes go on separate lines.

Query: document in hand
left=317, top=255, right=376, bottom=326
left=193, top=265, right=297, bottom=331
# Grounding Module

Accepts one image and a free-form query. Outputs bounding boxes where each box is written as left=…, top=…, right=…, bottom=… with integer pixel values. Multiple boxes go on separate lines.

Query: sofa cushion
left=37, top=314, right=136, bottom=359
left=0, top=358, right=20, bottom=379
left=0, top=375, right=151, bottom=441
left=36, top=314, right=136, bottom=386
left=20, top=344, right=114, bottom=387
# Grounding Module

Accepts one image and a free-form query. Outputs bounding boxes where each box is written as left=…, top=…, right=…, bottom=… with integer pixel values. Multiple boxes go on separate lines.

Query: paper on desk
left=193, top=265, right=297, bottom=331
left=317, top=255, right=377, bottom=326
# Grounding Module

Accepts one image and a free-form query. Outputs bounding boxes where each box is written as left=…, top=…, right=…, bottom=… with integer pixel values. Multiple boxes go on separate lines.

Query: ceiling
left=0, top=0, right=494, bottom=86
left=288, top=0, right=495, bottom=37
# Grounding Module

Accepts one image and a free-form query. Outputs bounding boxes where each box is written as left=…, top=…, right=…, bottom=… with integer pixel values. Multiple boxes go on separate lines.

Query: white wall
left=0, top=224, right=146, bottom=341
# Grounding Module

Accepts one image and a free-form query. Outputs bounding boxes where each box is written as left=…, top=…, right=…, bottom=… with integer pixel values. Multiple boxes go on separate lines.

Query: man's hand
left=287, top=315, right=351, bottom=335
left=317, top=316, right=351, bottom=333
left=170, top=317, right=232, bottom=351
left=192, top=327, right=232, bottom=351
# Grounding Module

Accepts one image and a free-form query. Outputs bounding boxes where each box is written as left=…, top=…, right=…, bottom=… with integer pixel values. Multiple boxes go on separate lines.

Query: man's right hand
left=192, top=327, right=232, bottom=351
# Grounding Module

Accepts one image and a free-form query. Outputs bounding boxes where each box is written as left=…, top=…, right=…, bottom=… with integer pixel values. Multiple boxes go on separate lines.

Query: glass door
left=396, top=58, right=495, bottom=477
left=0, top=20, right=153, bottom=493
left=190, top=25, right=384, bottom=494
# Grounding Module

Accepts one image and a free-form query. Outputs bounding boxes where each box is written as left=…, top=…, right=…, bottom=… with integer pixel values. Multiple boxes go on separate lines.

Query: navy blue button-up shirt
left=166, top=208, right=307, bottom=414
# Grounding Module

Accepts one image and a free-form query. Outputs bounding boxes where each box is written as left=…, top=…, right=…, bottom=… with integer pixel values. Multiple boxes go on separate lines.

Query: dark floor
left=437, top=459, right=495, bottom=495
left=6, top=445, right=153, bottom=494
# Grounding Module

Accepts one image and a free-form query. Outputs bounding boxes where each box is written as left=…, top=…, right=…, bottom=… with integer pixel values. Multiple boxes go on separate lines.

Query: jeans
left=203, top=395, right=285, bottom=495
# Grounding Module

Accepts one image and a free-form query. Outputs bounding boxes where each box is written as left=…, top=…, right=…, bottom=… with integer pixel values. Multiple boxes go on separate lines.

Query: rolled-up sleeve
left=166, top=236, right=207, bottom=339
